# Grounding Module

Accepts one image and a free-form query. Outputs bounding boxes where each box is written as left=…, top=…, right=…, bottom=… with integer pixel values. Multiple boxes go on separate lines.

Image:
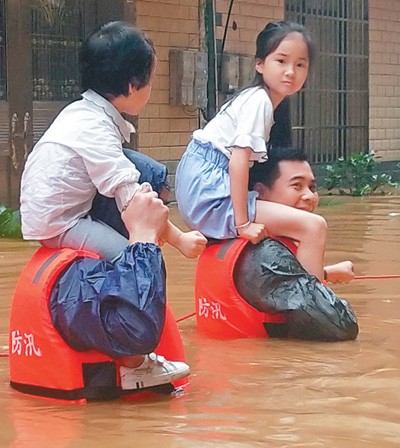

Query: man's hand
left=324, top=261, right=354, bottom=284
left=121, top=183, right=169, bottom=245
left=238, top=222, right=267, bottom=245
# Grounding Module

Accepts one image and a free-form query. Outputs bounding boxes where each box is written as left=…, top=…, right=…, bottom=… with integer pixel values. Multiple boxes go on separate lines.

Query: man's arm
left=234, top=238, right=358, bottom=342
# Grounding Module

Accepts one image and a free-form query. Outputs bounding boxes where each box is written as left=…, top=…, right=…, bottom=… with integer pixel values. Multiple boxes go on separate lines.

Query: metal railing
left=286, top=0, right=369, bottom=163
left=31, top=1, right=84, bottom=101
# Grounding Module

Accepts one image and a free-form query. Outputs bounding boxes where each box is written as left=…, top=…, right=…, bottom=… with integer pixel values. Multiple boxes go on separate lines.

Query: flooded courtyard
left=0, top=197, right=399, bottom=448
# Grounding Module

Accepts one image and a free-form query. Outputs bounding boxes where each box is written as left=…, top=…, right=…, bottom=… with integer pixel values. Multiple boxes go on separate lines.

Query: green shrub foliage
left=0, top=203, right=22, bottom=238
left=324, top=152, right=399, bottom=196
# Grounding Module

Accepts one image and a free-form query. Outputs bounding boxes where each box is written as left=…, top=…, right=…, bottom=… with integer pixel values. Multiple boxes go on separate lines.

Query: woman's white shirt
left=20, top=89, right=140, bottom=240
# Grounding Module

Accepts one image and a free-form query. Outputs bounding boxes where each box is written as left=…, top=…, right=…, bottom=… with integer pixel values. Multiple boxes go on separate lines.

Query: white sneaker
left=119, top=353, right=190, bottom=390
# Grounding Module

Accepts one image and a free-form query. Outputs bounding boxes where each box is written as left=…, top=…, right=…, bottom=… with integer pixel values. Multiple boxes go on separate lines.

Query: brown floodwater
left=0, top=197, right=399, bottom=448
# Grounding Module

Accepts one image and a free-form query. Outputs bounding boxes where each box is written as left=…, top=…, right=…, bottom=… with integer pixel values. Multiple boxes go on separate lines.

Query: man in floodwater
left=232, top=147, right=358, bottom=341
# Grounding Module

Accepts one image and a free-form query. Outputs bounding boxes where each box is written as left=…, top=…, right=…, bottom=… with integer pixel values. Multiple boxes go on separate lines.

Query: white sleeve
left=225, top=91, right=273, bottom=161
left=114, top=183, right=141, bottom=212
left=74, top=118, right=141, bottom=209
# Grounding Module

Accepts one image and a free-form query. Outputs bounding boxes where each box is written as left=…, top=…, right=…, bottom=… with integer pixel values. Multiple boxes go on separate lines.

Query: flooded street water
left=0, top=197, right=399, bottom=448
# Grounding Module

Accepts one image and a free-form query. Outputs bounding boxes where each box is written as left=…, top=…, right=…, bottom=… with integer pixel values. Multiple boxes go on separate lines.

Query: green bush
left=324, top=151, right=399, bottom=196
left=0, top=203, right=22, bottom=238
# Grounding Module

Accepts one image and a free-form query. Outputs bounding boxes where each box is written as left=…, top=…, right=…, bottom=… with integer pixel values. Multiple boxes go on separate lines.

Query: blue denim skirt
left=175, top=139, right=258, bottom=239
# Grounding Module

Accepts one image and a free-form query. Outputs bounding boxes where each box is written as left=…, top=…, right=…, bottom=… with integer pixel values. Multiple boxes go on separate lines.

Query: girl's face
left=256, top=32, right=309, bottom=108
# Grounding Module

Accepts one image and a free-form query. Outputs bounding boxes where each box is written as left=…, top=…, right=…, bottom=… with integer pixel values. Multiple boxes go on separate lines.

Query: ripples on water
left=0, top=197, right=399, bottom=448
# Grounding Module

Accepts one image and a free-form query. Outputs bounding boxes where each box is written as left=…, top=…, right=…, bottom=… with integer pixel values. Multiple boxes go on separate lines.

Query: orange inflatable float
left=195, top=237, right=297, bottom=339
left=9, top=247, right=187, bottom=403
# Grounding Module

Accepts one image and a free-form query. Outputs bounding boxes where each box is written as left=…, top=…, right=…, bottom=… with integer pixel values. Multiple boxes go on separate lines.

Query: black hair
left=79, top=21, right=155, bottom=97
left=254, top=21, right=316, bottom=86
left=248, top=147, right=308, bottom=190
left=269, top=97, right=292, bottom=148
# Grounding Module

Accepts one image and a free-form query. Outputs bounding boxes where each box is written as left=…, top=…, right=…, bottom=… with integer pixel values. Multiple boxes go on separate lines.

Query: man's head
left=249, top=147, right=318, bottom=212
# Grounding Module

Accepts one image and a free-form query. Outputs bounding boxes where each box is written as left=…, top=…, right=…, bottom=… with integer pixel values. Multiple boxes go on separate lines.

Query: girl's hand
left=176, top=230, right=208, bottom=258
left=238, top=223, right=266, bottom=244
left=324, top=261, right=354, bottom=284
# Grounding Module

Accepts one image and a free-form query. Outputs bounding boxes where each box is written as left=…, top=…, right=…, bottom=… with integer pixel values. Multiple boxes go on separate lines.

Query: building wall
left=137, top=0, right=400, bottom=169
left=135, top=0, right=200, bottom=166
left=369, top=0, right=400, bottom=161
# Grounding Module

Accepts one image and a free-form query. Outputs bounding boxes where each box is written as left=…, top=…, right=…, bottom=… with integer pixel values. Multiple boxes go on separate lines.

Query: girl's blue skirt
left=175, top=139, right=258, bottom=239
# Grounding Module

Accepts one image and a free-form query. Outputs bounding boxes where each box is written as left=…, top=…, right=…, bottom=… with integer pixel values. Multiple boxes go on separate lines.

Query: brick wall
left=136, top=0, right=199, bottom=162
left=369, top=0, right=400, bottom=161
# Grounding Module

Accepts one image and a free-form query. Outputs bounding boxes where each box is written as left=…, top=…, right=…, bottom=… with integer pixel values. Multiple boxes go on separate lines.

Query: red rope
left=354, top=275, right=400, bottom=279
left=176, top=311, right=196, bottom=323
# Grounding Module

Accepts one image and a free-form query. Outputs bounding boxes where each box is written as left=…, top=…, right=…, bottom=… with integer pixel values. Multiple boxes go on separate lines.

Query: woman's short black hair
left=248, top=147, right=308, bottom=190
left=79, top=21, right=155, bottom=97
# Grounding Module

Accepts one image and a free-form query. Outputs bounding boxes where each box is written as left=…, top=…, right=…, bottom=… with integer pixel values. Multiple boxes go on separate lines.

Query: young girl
left=20, top=21, right=206, bottom=262
left=176, top=21, right=327, bottom=281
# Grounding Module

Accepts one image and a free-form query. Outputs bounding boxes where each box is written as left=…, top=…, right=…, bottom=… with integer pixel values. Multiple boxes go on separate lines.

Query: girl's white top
left=193, top=86, right=273, bottom=162
left=20, top=89, right=140, bottom=240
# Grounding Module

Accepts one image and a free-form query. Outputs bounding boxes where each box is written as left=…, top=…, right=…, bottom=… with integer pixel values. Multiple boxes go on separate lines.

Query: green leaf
left=0, top=207, right=22, bottom=238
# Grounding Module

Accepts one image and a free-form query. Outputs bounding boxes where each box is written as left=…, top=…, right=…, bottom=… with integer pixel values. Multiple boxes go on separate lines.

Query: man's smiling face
left=255, top=159, right=319, bottom=213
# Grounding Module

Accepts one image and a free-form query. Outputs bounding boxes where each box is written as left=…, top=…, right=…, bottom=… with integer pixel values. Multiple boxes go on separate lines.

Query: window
left=286, top=0, right=369, bottom=162
left=31, top=0, right=86, bottom=101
